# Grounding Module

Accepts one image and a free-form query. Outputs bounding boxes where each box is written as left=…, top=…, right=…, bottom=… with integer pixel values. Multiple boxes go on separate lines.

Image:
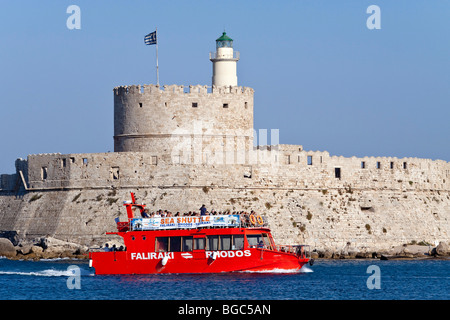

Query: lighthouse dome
left=216, top=32, right=233, bottom=48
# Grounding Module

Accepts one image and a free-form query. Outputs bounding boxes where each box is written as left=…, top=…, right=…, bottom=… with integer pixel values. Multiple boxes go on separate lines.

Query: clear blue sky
left=1, top=0, right=449, bottom=173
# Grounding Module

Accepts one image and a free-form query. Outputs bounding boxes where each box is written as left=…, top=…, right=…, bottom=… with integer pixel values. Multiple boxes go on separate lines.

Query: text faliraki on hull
left=130, top=250, right=252, bottom=260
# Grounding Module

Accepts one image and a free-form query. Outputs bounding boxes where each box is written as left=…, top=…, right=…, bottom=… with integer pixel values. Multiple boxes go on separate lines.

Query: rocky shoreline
left=0, top=235, right=449, bottom=261
left=311, top=242, right=450, bottom=261
left=0, top=236, right=89, bottom=261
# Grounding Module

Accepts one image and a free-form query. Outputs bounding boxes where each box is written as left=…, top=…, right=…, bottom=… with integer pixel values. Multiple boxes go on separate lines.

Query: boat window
left=233, top=235, right=245, bottom=250
left=155, top=237, right=168, bottom=252
left=246, top=234, right=263, bottom=248
left=220, top=235, right=232, bottom=251
left=170, top=236, right=182, bottom=252
left=194, top=238, right=206, bottom=250
left=262, top=233, right=273, bottom=250
left=206, top=235, right=244, bottom=250
left=182, top=236, right=193, bottom=252
left=206, top=235, right=219, bottom=251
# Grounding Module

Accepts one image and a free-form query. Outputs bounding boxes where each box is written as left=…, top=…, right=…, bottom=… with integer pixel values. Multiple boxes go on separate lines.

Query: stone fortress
left=1, top=32, right=449, bottom=256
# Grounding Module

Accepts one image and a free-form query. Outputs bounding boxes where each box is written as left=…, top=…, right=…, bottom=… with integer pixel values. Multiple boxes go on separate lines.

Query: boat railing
left=89, top=246, right=126, bottom=253
left=116, top=213, right=269, bottom=232
left=240, top=214, right=269, bottom=228
left=116, top=222, right=130, bottom=232
left=273, top=244, right=311, bottom=259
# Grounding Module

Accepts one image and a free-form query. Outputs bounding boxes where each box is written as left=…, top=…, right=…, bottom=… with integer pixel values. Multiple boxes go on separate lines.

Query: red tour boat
left=89, top=193, right=313, bottom=275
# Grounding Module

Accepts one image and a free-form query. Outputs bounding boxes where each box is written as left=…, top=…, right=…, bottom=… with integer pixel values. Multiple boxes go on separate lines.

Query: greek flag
left=144, top=31, right=157, bottom=45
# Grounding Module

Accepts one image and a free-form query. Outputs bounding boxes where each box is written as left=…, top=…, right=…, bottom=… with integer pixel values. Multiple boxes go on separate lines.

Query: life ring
left=256, top=215, right=264, bottom=225
left=249, top=215, right=257, bottom=225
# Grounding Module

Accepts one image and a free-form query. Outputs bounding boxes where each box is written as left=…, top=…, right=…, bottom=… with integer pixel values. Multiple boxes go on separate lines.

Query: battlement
left=20, top=146, right=450, bottom=193
left=113, top=84, right=254, bottom=96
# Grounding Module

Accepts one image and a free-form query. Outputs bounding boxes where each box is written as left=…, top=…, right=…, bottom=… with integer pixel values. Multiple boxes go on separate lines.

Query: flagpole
left=156, top=27, right=159, bottom=86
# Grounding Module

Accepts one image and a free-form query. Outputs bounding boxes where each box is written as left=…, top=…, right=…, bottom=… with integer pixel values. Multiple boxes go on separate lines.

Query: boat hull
left=89, top=248, right=309, bottom=275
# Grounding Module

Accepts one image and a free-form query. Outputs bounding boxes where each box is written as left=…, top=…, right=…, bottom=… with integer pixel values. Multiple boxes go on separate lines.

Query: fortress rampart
left=8, top=146, right=448, bottom=193
left=1, top=145, right=448, bottom=251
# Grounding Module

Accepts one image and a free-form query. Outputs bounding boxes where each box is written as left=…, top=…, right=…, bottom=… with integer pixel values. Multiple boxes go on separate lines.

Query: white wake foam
left=239, top=267, right=313, bottom=274
left=300, top=265, right=314, bottom=273
left=0, top=268, right=93, bottom=277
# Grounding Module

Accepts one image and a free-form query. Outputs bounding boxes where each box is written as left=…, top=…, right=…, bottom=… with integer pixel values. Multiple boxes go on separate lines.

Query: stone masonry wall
left=1, top=145, right=448, bottom=252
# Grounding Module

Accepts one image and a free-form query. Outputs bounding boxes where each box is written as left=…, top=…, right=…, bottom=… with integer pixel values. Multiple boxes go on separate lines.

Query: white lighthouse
left=210, top=32, right=239, bottom=87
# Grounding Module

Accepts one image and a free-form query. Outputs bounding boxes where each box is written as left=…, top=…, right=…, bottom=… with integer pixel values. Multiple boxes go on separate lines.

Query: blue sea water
left=0, top=257, right=448, bottom=300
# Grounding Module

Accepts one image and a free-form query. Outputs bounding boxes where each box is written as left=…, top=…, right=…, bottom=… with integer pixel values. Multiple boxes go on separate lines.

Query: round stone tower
left=113, top=33, right=254, bottom=164
left=210, top=32, right=239, bottom=87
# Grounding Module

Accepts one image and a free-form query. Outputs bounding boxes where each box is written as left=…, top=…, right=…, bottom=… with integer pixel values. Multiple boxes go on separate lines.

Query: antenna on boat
left=124, top=192, right=146, bottom=220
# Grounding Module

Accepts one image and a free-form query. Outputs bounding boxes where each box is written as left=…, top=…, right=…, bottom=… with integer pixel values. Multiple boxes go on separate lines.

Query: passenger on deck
left=200, top=204, right=207, bottom=216
left=142, top=209, right=150, bottom=218
left=243, top=215, right=250, bottom=227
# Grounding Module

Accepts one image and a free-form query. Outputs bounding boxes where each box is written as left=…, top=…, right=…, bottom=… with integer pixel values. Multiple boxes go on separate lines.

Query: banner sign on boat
left=130, top=215, right=240, bottom=230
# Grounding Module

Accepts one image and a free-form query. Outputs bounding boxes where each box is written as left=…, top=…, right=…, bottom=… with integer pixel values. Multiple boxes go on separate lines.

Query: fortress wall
left=1, top=148, right=446, bottom=250
left=25, top=146, right=450, bottom=193
left=1, top=181, right=447, bottom=251
left=0, top=174, right=17, bottom=191
left=272, top=145, right=450, bottom=192
left=0, top=159, right=28, bottom=192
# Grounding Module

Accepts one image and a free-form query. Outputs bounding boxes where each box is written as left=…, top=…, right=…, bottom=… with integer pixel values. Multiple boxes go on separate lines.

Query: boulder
left=0, top=231, right=20, bottom=246
left=36, top=236, right=88, bottom=259
left=355, top=251, right=371, bottom=259
left=435, top=242, right=449, bottom=256
left=17, top=245, right=33, bottom=255
left=42, top=237, right=87, bottom=252
left=317, top=249, right=333, bottom=259
left=31, top=245, right=44, bottom=255
left=18, top=246, right=45, bottom=260
left=332, top=252, right=340, bottom=259
left=346, top=250, right=358, bottom=259
left=0, top=238, right=17, bottom=258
